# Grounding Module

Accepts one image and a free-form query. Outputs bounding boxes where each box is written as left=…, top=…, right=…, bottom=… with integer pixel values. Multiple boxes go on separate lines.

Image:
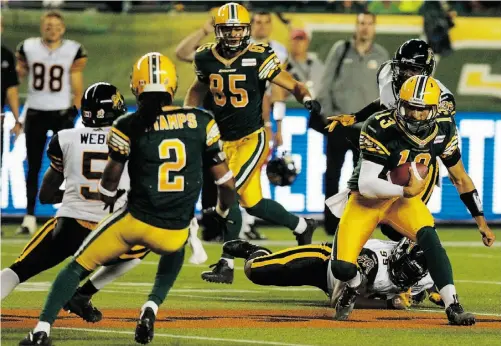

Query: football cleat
left=19, top=331, right=52, bottom=346
left=135, top=307, right=156, bottom=344
left=223, top=240, right=271, bottom=260
left=64, top=290, right=103, bottom=323
left=333, top=285, right=360, bottom=321
left=446, top=303, right=475, bottom=326
left=16, top=215, right=37, bottom=235
left=294, top=218, right=318, bottom=246
left=201, top=259, right=234, bottom=284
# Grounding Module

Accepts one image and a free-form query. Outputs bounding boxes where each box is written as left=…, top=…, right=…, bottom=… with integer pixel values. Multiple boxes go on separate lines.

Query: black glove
left=103, top=189, right=127, bottom=213
left=304, top=99, right=322, bottom=118
left=60, top=106, right=79, bottom=129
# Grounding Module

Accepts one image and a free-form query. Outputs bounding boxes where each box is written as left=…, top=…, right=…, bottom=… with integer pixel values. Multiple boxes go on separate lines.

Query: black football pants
left=24, top=109, right=74, bottom=215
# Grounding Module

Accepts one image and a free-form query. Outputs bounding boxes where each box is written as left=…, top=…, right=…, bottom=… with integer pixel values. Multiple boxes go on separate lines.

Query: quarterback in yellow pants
left=329, top=75, right=495, bottom=325
left=20, top=53, right=236, bottom=346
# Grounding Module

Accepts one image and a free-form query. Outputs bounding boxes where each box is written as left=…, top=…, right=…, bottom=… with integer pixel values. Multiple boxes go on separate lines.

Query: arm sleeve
left=46, top=134, right=64, bottom=173
left=439, top=122, right=461, bottom=168
left=258, top=45, right=282, bottom=82
left=107, top=119, right=131, bottom=163
left=354, top=99, right=385, bottom=123
left=203, top=118, right=225, bottom=167
left=358, top=160, right=404, bottom=199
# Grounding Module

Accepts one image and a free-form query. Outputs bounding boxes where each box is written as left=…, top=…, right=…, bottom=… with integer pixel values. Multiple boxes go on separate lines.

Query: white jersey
left=47, top=126, right=129, bottom=223
left=377, top=61, right=454, bottom=113
left=327, top=239, right=434, bottom=300
left=17, top=38, right=86, bottom=110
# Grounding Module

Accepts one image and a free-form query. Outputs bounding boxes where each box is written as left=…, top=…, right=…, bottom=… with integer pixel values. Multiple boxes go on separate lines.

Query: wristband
left=302, top=96, right=312, bottom=104
left=215, top=203, right=229, bottom=218
left=460, top=189, right=484, bottom=217
left=264, top=121, right=272, bottom=128
left=215, top=170, right=233, bottom=185
left=272, top=101, right=286, bottom=121
left=98, top=183, right=117, bottom=198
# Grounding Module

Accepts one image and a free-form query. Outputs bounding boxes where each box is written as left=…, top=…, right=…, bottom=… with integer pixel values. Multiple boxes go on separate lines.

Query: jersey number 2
left=80, top=151, right=108, bottom=201
left=209, top=74, right=249, bottom=108
left=158, top=139, right=186, bottom=192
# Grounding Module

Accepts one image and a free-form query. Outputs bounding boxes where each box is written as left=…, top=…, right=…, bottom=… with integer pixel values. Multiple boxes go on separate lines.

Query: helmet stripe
left=151, top=53, right=158, bottom=84
left=230, top=3, right=237, bottom=20
left=414, top=75, right=426, bottom=100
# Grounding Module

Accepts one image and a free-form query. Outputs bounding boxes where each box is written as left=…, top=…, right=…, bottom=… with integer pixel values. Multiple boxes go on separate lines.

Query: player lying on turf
left=328, top=75, right=495, bottom=326
left=19, top=52, right=236, bottom=346
left=0, top=83, right=144, bottom=306
left=185, top=2, right=321, bottom=284
left=224, top=238, right=436, bottom=310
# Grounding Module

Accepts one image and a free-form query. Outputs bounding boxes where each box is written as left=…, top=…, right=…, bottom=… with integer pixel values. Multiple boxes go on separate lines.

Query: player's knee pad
left=330, top=259, right=358, bottom=282
left=380, top=224, right=405, bottom=242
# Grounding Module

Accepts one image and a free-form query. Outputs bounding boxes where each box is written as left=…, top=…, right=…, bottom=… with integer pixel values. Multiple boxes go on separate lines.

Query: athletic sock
left=148, top=248, right=185, bottom=306
left=246, top=199, right=300, bottom=231
left=34, top=321, right=51, bottom=336
left=140, top=300, right=159, bottom=317
left=89, top=258, right=142, bottom=291
left=294, top=218, right=307, bottom=234
left=221, top=258, right=234, bottom=269
left=439, top=284, right=458, bottom=308
left=223, top=203, right=243, bottom=242
left=347, top=271, right=361, bottom=288
left=1, top=268, right=20, bottom=300
left=78, top=280, right=99, bottom=297
left=40, top=260, right=89, bottom=325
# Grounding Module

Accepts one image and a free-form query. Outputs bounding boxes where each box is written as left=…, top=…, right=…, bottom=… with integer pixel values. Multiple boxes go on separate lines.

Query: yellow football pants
left=222, top=127, right=269, bottom=208
left=335, top=193, right=434, bottom=265
left=75, top=207, right=188, bottom=271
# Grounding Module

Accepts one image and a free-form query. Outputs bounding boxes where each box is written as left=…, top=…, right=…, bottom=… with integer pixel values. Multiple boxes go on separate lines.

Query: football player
left=224, top=238, right=434, bottom=310
left=185, top=2, right=321, bottom=284
left=329, top=75, right=495, bottom=325
left=19, top=52, right=236, bottom=346
left=16, top=11, right=87, bottom=235
left=1, top=83, right=144, bottom=305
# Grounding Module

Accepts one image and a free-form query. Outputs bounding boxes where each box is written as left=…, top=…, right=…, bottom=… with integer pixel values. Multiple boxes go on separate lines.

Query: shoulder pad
left=195, top=42, right=216, bottom=54
left=363, top=111, right=398, bottom=141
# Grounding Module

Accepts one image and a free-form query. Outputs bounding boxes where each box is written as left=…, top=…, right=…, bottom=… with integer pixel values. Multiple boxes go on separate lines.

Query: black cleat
left=223, top=240, right=271, bottom=259
left=135, top=307, right=156, bottom=344
left=446, top=303, right=476, bottom=326
left=64, top=290, right=103, bottom=323
left=333, top=285, right=360, bottom=321
left=241, top=225, right=268, bottom=240
left=15, top=226, right=31, bottom=235
left=201, top=259, right=234, bottom=284
left=19, top=331, right=52, bottom=346
left=294, top=218, right=318, bottom=245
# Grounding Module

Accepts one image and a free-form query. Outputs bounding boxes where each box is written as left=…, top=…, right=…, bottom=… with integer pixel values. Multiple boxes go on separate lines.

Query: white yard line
left=415, top=308, right=501, bottom=317
left=55, top=327, right=313, bottom=346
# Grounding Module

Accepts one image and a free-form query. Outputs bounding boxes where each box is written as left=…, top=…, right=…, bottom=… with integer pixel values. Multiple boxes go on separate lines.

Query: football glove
left=304, top=99, right=321, bottom=118
left=325, top=114, right=356, bottom=132
left=428, top=292, right=445, bottom=307
left=389, top=289, right=412, bottom=310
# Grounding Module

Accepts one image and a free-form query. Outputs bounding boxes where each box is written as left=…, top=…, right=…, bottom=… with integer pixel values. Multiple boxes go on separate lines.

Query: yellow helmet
left=397, top=75, right=440, bottom=135
left=213, top=3, right=251, bottom=52
left=130, top=52, right=178, bottom=98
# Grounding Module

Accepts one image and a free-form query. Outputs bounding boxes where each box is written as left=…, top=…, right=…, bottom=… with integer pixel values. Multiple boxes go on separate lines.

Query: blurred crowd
left=3, top=0, right=501, bottom=16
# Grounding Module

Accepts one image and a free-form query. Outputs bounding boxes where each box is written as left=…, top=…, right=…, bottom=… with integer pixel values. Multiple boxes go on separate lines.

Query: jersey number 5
left=209, top=74, right=249, bottom=108
left=80, top=151, right=108, bottom=201
left=158, top=139, right=187, bottom=192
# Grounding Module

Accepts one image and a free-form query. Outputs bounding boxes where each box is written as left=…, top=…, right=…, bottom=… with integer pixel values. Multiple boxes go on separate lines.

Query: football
left=388, top=162, right=429, bottom=186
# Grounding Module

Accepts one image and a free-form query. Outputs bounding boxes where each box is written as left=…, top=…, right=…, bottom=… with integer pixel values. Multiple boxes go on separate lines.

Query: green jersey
left=194, top=42, right=282, bottom=141
left=348, top=111, right=461, bottom=193
left=107, top=107, right=223, bottom=229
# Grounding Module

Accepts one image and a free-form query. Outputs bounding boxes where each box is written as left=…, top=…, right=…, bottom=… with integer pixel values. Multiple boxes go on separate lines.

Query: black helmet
left=392, top=39, right=436, bottom=92
left=388, top=238, right=428, bottom=290
left=266, top=151, right=300, bottom=187
left=81, top=82, right=126, bottom=127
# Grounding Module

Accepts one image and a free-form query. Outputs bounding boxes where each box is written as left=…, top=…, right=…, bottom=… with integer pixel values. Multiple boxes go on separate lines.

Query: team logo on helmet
left=111, top=90, right=124, bottom=110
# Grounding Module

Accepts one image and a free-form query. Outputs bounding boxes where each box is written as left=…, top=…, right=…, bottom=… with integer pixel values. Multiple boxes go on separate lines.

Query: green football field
left=1, top=223, right=500, bottom=345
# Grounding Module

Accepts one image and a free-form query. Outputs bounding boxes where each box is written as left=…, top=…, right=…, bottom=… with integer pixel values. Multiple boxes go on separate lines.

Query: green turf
left=1, top=224, right=501, bottom=345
